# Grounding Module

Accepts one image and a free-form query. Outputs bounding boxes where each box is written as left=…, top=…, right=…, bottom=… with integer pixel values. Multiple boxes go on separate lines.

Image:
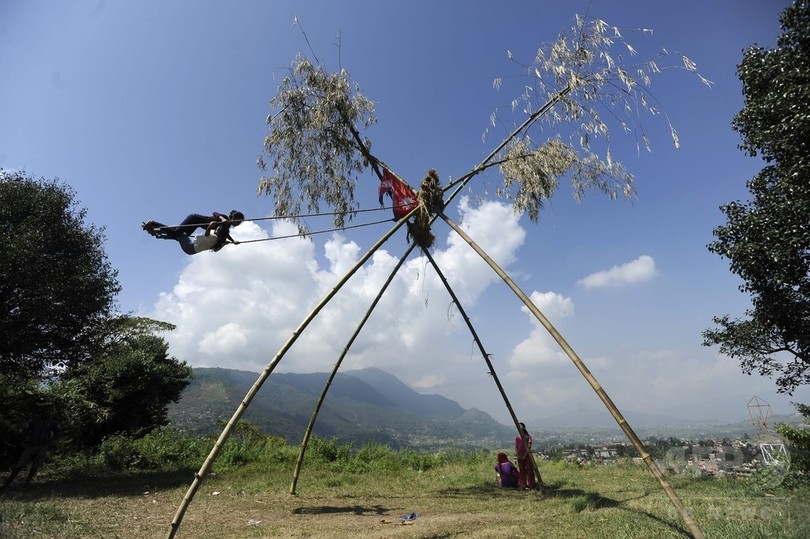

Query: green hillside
left=168, top=367, right=513, bottom=449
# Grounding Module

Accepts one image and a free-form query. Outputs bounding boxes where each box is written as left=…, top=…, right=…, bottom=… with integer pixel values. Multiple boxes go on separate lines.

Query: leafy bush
left=42, top=424, right=505, bottom=481
left=96, top=435, right=143, bottom=470
left=398, top=449, right=439, bottom=472
left=92, top=427, right=207, bottom=472
left=213, top=421, right=295, bottom=468
left=217, top=437, right=267, bottom=467
left=306, top=436, right=352, bottom=464
left=135, top=427, right=208, bottom=468
left=344, top=442, right=397, bottom=473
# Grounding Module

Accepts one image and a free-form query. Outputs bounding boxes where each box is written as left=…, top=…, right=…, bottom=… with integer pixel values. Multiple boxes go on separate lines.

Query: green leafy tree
left=0, top=377, right=43, bottom=468
left=0, top=171, right=191, bottom=458
left=704, top=0, right=810, bottom=393
left=54, top=317, right=192, bottom=448
left=1, top=170, right=120, bottom=465
left=0, top=169, right=120, bottom=381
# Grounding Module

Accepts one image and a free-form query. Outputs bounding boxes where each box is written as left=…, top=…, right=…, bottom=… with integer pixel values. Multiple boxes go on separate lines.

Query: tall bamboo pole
left=289, top=242, right=418, bottom=495
left=166, top=212, right=414, bottom=539
left=420, top=247, right=543, bottom=488
left=440, top=214, right=705, bottom=539
left=435, top=87, right=570, bottom=490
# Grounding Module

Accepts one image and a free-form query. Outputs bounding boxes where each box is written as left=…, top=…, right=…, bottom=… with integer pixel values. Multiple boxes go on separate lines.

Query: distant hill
left=168, top=367, right=513, bottom=450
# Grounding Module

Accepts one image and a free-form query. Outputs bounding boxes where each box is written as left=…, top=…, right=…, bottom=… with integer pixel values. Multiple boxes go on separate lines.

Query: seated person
left=494, top=451, right=519, bottom=488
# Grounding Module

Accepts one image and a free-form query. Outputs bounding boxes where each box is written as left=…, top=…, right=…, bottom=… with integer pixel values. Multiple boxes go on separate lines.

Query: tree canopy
left=257, top=55, right=375, bottom=231
left=0, top=169, right=120, bottom=380
left=0, top=170, right=191, bottom=461
left=54, top=316, right=192, bottom=448
left=704, top=0, right=810, bottom=393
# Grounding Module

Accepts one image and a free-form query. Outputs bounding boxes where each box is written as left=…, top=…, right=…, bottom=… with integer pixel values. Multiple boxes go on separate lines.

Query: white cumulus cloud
left=577, top=255, right=657, bottom=289
left=145, top=214, right=810, bottom=426
left=149, top=198, right=529, bottom=392
left=508, top=290, right=575, bottom=372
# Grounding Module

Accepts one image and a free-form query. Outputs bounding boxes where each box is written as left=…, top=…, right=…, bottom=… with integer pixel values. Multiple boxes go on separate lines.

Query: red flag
left=379, top=167, right=417, bottom=220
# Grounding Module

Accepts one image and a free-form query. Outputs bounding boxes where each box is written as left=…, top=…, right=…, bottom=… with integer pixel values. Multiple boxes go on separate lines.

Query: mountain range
left=168, top=367, right=802, bottom=449
left=168, top=367, right=515, bottom=450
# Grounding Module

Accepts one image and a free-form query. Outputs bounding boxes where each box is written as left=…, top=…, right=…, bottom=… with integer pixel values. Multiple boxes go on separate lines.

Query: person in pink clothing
left=494, top=451, right=519, bottom=488
left=515, top=422, right=535, bottom=489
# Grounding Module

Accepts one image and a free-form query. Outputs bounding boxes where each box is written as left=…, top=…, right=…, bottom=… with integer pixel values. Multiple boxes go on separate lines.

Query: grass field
left=1, top=456, right=808, bottom=538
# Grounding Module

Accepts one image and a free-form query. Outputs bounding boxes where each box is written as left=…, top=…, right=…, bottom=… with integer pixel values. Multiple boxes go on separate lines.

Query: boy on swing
left=143, top=210, right=244, bottom=255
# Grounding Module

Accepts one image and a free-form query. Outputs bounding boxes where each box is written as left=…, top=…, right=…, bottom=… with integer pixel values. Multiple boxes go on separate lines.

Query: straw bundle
left=409, top=169, right=442, bottom=249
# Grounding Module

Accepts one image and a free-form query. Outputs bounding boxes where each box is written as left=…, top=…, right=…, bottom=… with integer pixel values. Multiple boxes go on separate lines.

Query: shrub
left=344, top=442, right=397, bottom=473
left=211, top=421, right=297, bottom=468
left=134, top=427, right=208, bottom=469
left=95, top=435, right=142, bottom=470
left=93, top=427, right=207, bottom=472
left=399, top=449, right=439, bottom=472
left=306, top=436, right=352, bottom=464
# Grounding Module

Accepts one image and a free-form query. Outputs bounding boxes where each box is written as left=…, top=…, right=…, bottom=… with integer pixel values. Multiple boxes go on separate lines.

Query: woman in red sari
left=515, top=422, right=535, bottom=489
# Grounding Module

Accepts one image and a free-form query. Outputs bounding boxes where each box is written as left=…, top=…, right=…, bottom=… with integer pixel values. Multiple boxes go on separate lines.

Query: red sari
left=515, top=431, right=535, bottom=489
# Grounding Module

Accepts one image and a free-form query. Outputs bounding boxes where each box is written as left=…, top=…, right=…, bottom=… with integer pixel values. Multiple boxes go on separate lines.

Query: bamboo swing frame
left=166, top=83, right=705, bottom=539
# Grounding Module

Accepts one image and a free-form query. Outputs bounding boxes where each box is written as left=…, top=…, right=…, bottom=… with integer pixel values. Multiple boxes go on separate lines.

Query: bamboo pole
left=440, top=214, right=705, bottom=539
left=420, top=247, right=544, bottom=488
left=166, top=211, right=414, bottom=539
left=290, top=241, right=418, bottom=495
left=435, top=89, right=570, bottom=491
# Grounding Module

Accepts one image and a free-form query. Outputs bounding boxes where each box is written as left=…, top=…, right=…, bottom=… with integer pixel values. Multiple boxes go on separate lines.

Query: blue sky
left=2, top=0, right=807, bottom=427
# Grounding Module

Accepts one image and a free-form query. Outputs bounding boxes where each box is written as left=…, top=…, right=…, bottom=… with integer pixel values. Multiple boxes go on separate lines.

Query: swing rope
left=151, top=204, right=402, bottom=231
left=235, top=217, right=394, bottom=245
